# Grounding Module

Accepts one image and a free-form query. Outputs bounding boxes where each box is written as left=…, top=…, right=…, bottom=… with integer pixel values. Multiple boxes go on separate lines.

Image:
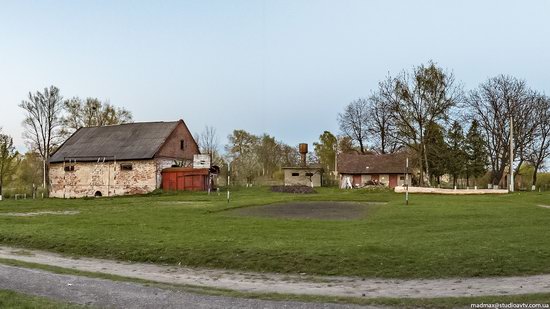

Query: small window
left=399, top=176, right=405, bottom=181
left=180, top=140, right=185, bottom=150
left=64, top=165, right=75, bottom=172
left=120, top=163, right=133, bottom=171
left=291, top=172, right=299, bottom=176
left=305, top=172, right=314, bottom=177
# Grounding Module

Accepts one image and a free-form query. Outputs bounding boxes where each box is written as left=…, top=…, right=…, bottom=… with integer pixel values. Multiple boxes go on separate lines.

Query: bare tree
left=198, top=126, right=219, bottom=155
left=379, top=62, right=462, bottom=186
left=367, top=91, right=400, bottom=154
left=338, top=98, right=369, bottom=153
left=197, top=125, right=222, bottom=166
left=527, top=95, right=550, bottom=188
left=19, top=86, right=64, bottom=188
left=466, top=75, right=538, bottom=187
left=63, top=97, right=132, bottom=135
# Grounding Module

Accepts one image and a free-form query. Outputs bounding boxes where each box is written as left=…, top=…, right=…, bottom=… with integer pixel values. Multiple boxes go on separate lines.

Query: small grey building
left=282, top=165, right=323, bottom=187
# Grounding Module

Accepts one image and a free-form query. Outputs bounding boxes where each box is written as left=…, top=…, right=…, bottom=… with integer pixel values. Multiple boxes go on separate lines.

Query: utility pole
left=509, top=116, right=514, bottom=192
left=334, top=140, right=339, bottom=181
left=405, top=157, right=409, bottom=205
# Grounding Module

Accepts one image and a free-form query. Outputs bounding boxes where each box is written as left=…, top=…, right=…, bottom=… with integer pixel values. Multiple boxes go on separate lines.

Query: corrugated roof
left=337, top=152, right=408, bottom=174
left=49, top=121, right=180, bottom=163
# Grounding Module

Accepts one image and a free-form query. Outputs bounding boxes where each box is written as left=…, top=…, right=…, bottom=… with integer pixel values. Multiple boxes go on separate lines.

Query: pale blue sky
left=1, top=0, right=549, bottom=151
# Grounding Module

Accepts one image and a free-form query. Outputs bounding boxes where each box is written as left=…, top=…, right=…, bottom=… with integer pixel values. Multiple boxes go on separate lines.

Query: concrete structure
left=337, top=152, right=409, bottom=189
left=282, top=166, right=323, bottom=187
left=281, top=143, right=323, bottom=187
left=48, top=120, right=199, bottom=198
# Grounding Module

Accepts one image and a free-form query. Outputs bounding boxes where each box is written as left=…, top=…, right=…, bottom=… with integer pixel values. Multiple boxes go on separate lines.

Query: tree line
left=2, top=62, right=550, bottom=195
left=337, top=61, right=550, bottom=188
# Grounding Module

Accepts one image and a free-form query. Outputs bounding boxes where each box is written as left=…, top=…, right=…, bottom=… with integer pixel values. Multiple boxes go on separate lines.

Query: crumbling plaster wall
left=50, top=159, right=162, bottom=198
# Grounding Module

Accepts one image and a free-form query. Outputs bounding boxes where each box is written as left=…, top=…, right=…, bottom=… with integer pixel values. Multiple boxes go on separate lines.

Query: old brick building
left=48, top=120, right=200, bottom=198
left=337, top=152, right=409, bottom=188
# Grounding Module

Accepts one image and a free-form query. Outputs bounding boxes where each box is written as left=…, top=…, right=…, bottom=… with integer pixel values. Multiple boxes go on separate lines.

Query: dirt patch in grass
left=0, top=211, right=80, bottom=217
left=228, top=201, right=376, bottom=220
left=271, top=186, right=316, bottom=194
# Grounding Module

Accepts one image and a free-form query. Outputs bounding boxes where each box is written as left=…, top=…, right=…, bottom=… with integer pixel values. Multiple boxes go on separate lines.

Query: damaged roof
left=337, top=152, right=408, bottom=174
left=49, top=121, right=180, bottom=163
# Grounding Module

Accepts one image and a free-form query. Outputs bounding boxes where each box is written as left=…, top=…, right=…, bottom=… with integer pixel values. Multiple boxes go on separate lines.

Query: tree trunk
left=423, top=143, right=430, bottom=187
left=359, top=140, right=365, bottom=154
left=514, top=159, right=523, bottom=177
left=532, top=163, right=540, bottom=187
left=418, top=155, right=424, bottom=187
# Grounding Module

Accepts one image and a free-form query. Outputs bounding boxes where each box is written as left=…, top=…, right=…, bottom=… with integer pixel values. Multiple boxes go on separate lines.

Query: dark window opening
left=291, top=172, right=299, bottom=176
left=180, top=140, right=185, bottom=150
left=64, top=165, right=75, bottom=172
left=94, top=191, right=102, bottom=197
left=305, top=172, right=314, bottom=177
left=120, top=163, right=133, bottom=171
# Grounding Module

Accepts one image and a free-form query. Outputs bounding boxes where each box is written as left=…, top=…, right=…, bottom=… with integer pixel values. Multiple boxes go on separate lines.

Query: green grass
left=0, top=289, right=81, bottom=309
left=0, top=187, right=550, bottom=278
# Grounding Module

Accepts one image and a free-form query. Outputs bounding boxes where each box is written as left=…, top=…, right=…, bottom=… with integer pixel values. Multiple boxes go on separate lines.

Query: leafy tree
left=337, top=136, right=357, bottom=154
left=338, top=98, right=369, bottom=153
left=379, top=62, right=462, bottom=186
left=63, top=97, right=132, bottom=134
left=425, top=122, right=448, bottom=185
left=225, top=130, right=260, bottom=184
left=446, top=120, right=467, bottom=187
left=256, top=134, right=281, bottom=176
left=19, top=86, right=64, bottom=188
left=313, top=131, right=337, bottom=173
left=0, top=131, right=18, bottom=197
left=13, top=152, right=43, bottom=195
left=464, top=119, right=488, bottom=186
left=280, top=144, right=301, bottom=167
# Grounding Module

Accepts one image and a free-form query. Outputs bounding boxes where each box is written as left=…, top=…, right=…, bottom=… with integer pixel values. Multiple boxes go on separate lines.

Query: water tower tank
left=299, top=143, right=308, bottom=166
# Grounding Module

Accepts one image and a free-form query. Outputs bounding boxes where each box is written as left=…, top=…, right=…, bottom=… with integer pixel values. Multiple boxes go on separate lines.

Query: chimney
left=299, top=143, right=308, bottom=167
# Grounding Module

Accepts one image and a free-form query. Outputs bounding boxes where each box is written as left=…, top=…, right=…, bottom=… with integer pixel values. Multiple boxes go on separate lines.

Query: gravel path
left=0, top=264, right=375, bottom=309
left=1, top=246, right=549, bottom=299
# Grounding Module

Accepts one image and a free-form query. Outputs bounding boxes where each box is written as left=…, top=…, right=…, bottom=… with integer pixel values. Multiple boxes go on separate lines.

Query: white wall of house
left=361, top=174, right=371, bottom=184
left=398, top=174, right=406, bottom=186
left=340, top=173, right=407, bottom=188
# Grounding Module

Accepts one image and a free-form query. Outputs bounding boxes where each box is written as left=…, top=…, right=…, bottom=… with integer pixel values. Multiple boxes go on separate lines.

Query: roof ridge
left=80, top=120, right=179, bottom=129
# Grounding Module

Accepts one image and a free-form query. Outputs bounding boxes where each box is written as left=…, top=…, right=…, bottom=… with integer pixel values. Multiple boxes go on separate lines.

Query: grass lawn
left=0, top=289, right=80, bottom=309
left=0, top=187, right=549, bottom=278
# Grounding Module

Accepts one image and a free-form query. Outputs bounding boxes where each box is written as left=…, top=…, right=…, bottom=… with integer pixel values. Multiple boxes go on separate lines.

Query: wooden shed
left=161, top=167, right=210, bottom=191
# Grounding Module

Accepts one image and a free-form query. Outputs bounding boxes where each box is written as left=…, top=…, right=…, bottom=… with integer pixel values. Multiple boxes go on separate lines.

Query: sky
left=1, top=0, right=549, bottom=152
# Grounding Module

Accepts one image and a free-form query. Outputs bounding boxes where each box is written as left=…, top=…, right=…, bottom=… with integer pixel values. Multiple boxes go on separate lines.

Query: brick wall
left=156, top=120, right=200, bottom=161
left=49, top=159, right=163, bottom=198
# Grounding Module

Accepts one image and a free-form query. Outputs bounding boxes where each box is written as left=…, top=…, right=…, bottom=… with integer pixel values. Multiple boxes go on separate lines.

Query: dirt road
left=1, top=246, right=549, bottom=299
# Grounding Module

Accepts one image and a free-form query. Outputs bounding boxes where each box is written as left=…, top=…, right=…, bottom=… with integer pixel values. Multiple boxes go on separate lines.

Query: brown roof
left=337, top=153, right=408, bottom=174
left=49, top=121, right=184, bottom=163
